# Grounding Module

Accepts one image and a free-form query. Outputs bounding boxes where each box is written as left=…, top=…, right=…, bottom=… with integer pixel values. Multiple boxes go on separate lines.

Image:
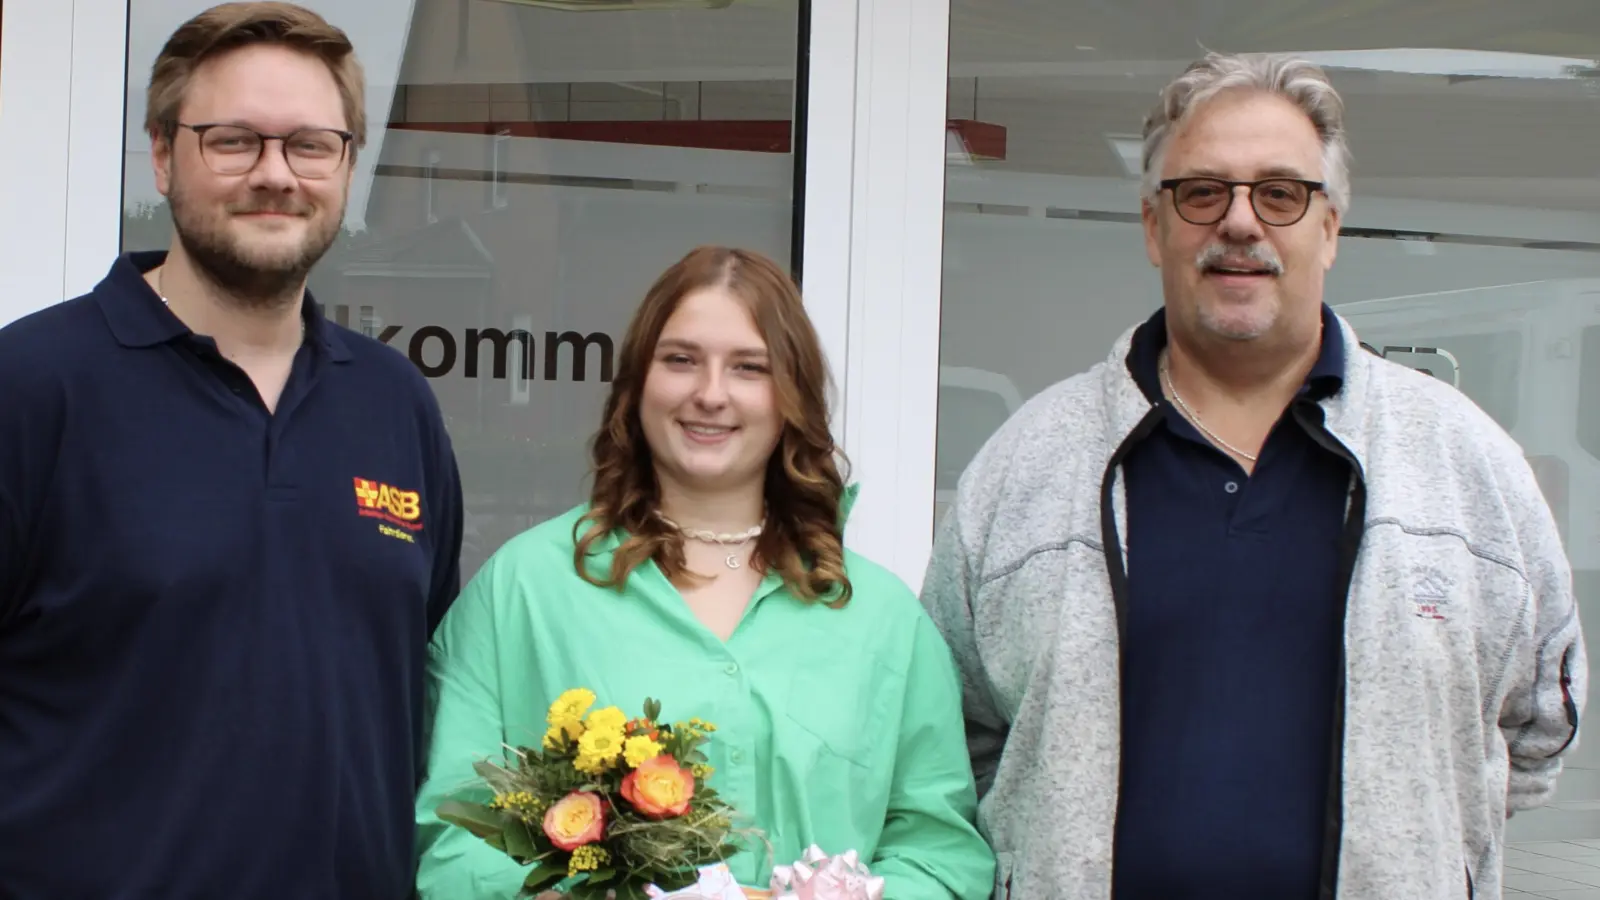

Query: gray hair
left=1141, top=52, right=1351, bottom=216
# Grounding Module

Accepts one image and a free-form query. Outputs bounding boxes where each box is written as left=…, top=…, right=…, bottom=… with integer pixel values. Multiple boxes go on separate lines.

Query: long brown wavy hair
left=573, top=246, right=853, bottom=608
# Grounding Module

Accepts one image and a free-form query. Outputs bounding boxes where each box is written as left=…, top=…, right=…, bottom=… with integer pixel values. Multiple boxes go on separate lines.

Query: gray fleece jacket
left=920, top=313, right=1586, bottom=900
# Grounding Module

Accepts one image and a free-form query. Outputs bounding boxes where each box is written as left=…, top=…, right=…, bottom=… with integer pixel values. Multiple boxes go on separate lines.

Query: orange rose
left=620, top=755, right=695, bottom=819
left=542, top=791, right=605, bottom=850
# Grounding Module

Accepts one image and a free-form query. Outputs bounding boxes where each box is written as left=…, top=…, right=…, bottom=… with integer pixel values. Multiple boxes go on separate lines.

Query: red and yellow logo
left=354, top=477, right=424, bottom=532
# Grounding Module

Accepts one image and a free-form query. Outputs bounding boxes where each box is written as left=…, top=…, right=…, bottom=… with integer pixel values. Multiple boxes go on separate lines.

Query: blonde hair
left=145, top=1, right=366, bottom=153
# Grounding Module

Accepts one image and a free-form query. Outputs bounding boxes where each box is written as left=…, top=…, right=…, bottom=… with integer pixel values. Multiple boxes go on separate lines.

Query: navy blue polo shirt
left=0, top=252, right=463, bottom=899
left=1111, top=306, right=1351, bottom=899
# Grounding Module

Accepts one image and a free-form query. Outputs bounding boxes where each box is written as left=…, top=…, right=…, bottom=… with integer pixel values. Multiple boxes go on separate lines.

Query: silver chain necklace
left=655, top=513, right=763, bottom=570
left=1159, top=354, right=1260, bottom=463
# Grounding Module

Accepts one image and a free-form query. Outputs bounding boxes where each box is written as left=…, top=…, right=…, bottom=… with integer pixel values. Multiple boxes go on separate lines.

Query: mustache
left=1194, top=242, right=1283, bottom=274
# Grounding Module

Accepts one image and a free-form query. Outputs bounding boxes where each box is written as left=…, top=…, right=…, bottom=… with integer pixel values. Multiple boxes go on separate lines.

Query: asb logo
left=354, top=477, right=424, bottom=532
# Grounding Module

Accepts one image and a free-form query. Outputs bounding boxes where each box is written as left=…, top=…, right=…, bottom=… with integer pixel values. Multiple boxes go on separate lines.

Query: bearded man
left=0, top=4, right=463, bottom=897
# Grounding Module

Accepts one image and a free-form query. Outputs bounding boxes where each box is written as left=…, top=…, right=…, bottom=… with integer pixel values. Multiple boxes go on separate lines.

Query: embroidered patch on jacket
left=1412, top=567, right=1452, bottom=621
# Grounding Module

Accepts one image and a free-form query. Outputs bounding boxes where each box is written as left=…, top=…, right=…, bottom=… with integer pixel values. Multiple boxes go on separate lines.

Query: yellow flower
left=575, top=727, right=624, bottom=772
left=543, top=719, right=584, bottom=750
left=690, top=764, right=715, bottom=780
left=488, top=790, right=547, bottom=822
left=548, top=688, right=597, bottom=726
left=585, top=705, right=627, bottom=734
left=623, top=735, right=665, bottom=768
left=568, top=843, right=611, bottom=876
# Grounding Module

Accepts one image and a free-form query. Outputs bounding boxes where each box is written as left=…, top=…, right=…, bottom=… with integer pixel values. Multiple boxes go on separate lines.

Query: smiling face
left=638, top=285, right=783, bottom=497
left=151, top=43, right=352, bottom=303
left=1142, top=89, right=1340, bottom=346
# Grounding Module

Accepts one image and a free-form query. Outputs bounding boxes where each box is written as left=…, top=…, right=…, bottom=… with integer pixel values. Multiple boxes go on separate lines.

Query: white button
left=1224, top=481, right=1240, bottom=494
left=729, top=749, right=744, bottom=763
left=724, top=662, right=739, bottom=676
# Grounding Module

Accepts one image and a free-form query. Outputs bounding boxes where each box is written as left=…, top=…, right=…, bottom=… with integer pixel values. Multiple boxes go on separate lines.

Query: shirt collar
left=93, top=250, right=353, bottom=362
left=1127, top=302, right=1346, bottom=403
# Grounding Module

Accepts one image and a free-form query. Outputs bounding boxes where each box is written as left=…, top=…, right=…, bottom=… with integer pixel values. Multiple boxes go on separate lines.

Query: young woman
left=414, top=246, right=994, bottom=899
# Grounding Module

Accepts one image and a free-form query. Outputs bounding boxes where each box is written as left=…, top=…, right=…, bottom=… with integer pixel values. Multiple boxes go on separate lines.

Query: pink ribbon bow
left=768, top=845, right=886, bottom=900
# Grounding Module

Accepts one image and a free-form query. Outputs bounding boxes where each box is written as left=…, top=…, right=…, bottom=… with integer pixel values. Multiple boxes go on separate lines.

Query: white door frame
left=0, top=2, right=84, bottom=323
left=805, top=0, right=951, bottom=590
left=0, top=0, right=130, bottom=317
left=0, top=0, right=953, bottom=592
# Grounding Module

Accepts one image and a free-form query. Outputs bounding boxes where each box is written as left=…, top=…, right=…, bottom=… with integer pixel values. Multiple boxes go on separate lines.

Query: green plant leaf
left=521, top=864, right=565, bottom=892
left=437, top=800, right=507, bottom=840
left=583, top=867, right=617, bottom=886
left=503, top=818, right=541, bottom=861
left=553, top=872, right=590, bottom=894
left=644, top=698, right=662, bottom=721
left=473, top=759, right=510, bottom=781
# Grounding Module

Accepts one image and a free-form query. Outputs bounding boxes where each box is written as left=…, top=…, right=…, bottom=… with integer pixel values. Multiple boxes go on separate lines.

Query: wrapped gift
left=768, top=845, right=885, bottom=900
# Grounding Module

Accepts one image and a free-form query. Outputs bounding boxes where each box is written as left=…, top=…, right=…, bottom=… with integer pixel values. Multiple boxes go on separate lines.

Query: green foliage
left=522, top=865, right=566, bottom=893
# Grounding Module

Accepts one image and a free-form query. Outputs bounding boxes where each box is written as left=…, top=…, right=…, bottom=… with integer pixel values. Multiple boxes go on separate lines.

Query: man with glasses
left=922, top=51, right=1584, bottom=900
left=0, top=3, right=462, bottom=898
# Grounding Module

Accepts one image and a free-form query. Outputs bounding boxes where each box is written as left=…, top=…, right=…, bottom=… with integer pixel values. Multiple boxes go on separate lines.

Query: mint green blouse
left=414, top=497, right=995, bottom=899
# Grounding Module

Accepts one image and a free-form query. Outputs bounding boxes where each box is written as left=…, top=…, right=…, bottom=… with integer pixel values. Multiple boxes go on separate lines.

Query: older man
left=922, top=52, right=1585, bottom=900
left=0, top=3, right=462, bottom=897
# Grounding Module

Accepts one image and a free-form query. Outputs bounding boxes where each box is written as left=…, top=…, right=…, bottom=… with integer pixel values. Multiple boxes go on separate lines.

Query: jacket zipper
left=1098, top=404, right=1164, bottom=897
left=1292, top=400, right=1368, bottom=900
left=1097, top=398, right=1366, bottom=900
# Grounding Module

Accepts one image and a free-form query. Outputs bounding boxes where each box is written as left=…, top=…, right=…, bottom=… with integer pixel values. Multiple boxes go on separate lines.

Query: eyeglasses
left=1158, top=177, right=1327, bottom=227
left=174, top=122, right=354, bottom=179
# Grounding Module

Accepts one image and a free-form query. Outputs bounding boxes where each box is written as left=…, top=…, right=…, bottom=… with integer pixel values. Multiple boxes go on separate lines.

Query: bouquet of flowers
left=437, top=688, right=744, bottom=900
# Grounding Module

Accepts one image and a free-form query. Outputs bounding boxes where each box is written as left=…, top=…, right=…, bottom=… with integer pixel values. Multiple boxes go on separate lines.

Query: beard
left=166, top=175, right=344, bottom=309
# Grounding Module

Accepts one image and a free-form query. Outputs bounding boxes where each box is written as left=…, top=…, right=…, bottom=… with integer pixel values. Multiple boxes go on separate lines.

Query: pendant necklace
left=656, top=513, right=763, bottom=570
